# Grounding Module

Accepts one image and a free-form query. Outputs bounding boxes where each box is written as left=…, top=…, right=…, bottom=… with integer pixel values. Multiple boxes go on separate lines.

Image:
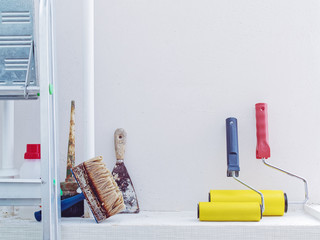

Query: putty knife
left=112, top=128, right=139, bottom=213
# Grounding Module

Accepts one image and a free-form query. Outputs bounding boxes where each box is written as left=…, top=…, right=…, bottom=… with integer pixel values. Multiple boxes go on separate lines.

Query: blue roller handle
left=226, top=117, right=240, bottom=176
left=34, top=193, right=85, bottom=222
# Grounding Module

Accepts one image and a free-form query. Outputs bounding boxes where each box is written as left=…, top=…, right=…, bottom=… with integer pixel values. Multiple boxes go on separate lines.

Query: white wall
left=2, top=0, right=320, bottom=211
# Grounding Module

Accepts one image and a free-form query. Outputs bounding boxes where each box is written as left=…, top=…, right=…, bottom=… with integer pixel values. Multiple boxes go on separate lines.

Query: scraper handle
left=115, top=128, right=127, bottom=160
left=255, top=103, right=270, bottom=159
left=226, top=117, right=240, bottom=177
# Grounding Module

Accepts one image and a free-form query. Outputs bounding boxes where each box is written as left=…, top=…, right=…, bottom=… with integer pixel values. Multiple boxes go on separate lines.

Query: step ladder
left=0, top=0, right=60, bottom=239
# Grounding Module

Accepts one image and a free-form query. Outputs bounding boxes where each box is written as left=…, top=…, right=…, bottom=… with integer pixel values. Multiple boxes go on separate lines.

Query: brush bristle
left=84, top=156, right=125, bottom=217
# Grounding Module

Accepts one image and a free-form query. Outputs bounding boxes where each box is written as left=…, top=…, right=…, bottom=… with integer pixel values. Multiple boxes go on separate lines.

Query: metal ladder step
left=0, top=0, right=39, bottom=100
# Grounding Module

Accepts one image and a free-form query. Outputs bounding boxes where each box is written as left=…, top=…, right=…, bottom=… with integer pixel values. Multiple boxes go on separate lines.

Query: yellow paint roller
left=198, top=117, right=264, bottom=221
left=255, top=103, right=309, bottom=206
left=198, top=202, right=261, bottom=221
left=209, top=190, right=287, bottom=216
left=207, top=103, right=308, bottom=216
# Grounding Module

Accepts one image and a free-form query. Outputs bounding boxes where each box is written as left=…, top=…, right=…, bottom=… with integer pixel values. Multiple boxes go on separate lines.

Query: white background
left=1, top=0, right=320, bottom=211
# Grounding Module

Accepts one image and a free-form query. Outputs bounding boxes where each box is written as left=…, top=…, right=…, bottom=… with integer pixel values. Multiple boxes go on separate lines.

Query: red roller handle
left=255, top=103, right=270, bottom=159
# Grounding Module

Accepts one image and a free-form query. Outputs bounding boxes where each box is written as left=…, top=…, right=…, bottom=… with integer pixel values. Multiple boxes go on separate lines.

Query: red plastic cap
left=24, top=144, right=41, bottom=159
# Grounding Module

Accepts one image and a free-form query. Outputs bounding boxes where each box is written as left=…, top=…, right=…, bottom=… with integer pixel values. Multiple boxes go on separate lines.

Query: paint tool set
left=34, top=101, right=308, bottom=223
left=198, top=103, right=308, bottom=222
left=35, top=101, right=139, bottom=223
left=35, top=102, right=308, bottom=223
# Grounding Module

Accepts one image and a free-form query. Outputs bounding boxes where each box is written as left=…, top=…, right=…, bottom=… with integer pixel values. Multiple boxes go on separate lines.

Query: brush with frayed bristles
left=82, top=156, right=125, bottom=218
left=34, top=156, right=125, bottom=223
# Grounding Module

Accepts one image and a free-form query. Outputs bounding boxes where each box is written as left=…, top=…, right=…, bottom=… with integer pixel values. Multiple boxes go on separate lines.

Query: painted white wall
left=1, top=0, right=320, bottom=211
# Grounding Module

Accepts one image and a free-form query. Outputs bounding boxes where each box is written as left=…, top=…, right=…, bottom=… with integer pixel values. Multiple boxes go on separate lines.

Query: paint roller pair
left=198, top=103, right=309, bottom=221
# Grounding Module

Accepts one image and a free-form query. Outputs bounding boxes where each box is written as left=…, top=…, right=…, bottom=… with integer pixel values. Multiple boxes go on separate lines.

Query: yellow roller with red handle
left=209, top=190, right=287, bottom=216
left=255, top=103, right=308, bottom=205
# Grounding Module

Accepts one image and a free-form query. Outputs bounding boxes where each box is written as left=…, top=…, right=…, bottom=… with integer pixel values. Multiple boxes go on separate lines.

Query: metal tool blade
left=112, top=128, right=139, bottom=213
left=112, top=162, right=139, bottom=213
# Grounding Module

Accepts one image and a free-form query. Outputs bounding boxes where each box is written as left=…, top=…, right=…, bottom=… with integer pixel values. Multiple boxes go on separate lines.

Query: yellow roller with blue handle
left=198, top=117, right=264, bottom=221
left=198, top=201, right=261, bottom=221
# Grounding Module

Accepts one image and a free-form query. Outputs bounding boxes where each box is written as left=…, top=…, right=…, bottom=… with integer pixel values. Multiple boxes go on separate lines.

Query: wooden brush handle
left=114, top=128, right=127, bottom=160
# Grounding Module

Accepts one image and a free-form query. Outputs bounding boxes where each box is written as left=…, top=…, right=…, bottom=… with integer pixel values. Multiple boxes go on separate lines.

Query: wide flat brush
left=35, top=156, right=125, bottom=223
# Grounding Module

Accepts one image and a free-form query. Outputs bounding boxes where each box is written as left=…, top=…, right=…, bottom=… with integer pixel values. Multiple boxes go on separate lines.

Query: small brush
left=60, top=100, right=78, bottom=196
left=60, top=100, right=84, bottom=217
left=35, top=156, right=125, bottom=223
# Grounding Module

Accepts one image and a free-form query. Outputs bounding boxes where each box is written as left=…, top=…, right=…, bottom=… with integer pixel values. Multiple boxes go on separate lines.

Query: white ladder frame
left=0, top=0, right=60, bottom=239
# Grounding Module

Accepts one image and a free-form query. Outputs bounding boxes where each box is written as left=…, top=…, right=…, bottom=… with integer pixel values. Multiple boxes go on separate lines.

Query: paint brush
left=60, top=100, right=84, bottom=217
left=60, top=100, right=78, bottom=196
left=35, top=156, right=125, bottom=223
left=112, top=128, right=139, bottom=213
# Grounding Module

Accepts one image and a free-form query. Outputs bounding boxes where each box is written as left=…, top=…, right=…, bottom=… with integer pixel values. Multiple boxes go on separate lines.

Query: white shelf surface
left=0, top=205, right=320, bottom=240
left=0, top=179, right=41, bottom=206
